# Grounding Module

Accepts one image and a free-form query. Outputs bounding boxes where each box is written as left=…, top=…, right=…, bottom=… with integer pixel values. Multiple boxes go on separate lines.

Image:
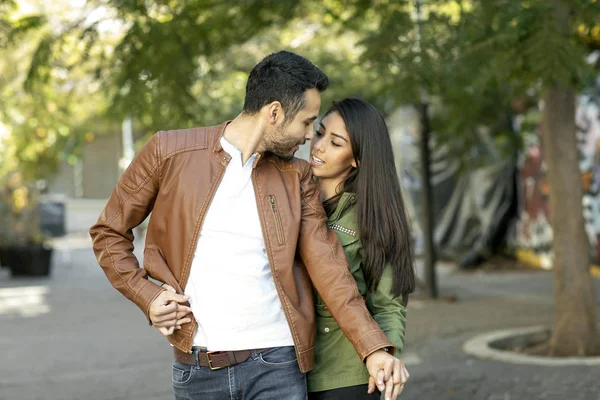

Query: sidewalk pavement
left=0, top=234, right=599, bottom=400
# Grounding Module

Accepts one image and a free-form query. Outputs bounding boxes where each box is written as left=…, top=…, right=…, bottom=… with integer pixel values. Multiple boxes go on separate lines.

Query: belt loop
left=193, top=348, right=201, bottom=368
left=227, top=351, right=237, bottom=365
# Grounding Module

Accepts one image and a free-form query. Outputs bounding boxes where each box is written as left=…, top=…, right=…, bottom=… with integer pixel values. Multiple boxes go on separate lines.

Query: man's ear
left=265, top=101, right=285, bottom=125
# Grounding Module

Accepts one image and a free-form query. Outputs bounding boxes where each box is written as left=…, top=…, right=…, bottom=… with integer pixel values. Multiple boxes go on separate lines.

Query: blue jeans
left=172, top=346, right=307, bottom=399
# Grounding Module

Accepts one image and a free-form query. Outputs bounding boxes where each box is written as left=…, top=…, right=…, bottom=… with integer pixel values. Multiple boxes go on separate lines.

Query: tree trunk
left=542, top=85, right=598, bottom=356
left=418, top=102, right=438, bottom=299
left=542, top=0, right=598, bottom=357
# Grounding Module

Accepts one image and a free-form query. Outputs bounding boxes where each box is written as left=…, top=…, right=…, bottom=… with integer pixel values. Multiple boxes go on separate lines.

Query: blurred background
left=1, top=1, right=600, bottom=399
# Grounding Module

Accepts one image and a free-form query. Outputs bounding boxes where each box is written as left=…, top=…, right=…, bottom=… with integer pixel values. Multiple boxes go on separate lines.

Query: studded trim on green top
left=327, top=223, right=356, bottom=237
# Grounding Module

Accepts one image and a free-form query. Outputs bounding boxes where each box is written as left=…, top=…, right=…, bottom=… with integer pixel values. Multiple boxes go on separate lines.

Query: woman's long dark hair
left=322, top=98, right=416, bottom=304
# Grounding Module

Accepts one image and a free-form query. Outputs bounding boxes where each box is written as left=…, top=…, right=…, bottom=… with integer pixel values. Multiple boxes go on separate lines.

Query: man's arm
left=296, top=164, right=394, bottom=360
left=89, top=133, right=165, bottom=324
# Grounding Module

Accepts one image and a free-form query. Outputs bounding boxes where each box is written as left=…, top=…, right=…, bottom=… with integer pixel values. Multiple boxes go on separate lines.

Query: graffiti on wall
left=388, top=107, right=516, bottom=263
left=508, top=95, right=600, bottom=266
left=388, top=95, right=600, bottom=267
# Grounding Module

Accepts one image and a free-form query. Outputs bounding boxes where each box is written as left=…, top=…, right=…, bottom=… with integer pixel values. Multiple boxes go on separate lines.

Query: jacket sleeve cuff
left=357, top=331, right=397, bottom=361
left=134, top=280, right=166, bottom=326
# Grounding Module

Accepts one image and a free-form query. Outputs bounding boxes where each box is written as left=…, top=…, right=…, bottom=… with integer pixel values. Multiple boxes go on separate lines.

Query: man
left=90, top=51, right=408, bottom=400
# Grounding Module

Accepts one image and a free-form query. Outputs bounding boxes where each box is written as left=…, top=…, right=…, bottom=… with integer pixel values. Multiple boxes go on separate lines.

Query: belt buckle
left=206, top=351, right=225, bottom=371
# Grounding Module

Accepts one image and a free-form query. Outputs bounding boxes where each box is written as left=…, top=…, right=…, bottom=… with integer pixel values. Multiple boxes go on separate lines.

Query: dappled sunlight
left=0, top=285, right=50, bottom=318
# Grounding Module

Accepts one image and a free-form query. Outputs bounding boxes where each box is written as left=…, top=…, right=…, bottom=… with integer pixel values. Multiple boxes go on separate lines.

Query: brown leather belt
left=174, top=347, right=271, bottom=370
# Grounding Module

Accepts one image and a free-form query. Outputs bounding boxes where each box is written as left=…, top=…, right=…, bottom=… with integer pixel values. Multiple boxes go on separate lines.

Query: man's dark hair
left=243, top=51, right=329, bottom=122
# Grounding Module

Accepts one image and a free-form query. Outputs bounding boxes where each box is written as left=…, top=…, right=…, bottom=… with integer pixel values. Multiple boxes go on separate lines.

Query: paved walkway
left=0, top=234, right=599, bottom=400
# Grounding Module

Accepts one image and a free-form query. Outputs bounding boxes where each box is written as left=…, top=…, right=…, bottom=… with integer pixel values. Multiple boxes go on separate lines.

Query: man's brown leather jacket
left=89, top=122, right=393, bottom=372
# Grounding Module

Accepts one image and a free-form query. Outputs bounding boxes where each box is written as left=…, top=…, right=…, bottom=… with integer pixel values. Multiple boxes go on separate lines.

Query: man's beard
left=273, top=147, right=296, bottom=161
left=264, top=125, right=299, bottom=161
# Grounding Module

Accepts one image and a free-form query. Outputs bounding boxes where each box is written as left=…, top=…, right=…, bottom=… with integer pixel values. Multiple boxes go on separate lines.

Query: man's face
left=264, top=88, right=321, bottom=160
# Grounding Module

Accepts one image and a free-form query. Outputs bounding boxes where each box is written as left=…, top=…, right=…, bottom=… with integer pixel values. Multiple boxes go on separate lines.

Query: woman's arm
left=365, top=265, right=408, bottom=355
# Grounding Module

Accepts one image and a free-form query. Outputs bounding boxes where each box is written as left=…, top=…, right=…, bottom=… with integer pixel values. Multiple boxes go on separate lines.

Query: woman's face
left=310, top=111, right=357, bottom=181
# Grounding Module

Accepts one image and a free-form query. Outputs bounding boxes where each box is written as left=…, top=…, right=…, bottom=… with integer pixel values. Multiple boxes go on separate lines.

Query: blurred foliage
left=354, top=0, right=600, bottom=170
left=0, top=0, right=111, bottom=183
left=1, top=0, right=600, bottom=181
left=0, top=0, right=598, bottom=255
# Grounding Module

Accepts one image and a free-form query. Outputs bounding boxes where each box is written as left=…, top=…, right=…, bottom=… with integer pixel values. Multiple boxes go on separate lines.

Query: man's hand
left=149, top=285, right=192, bottom=336
left=365, top=349, right=410, bottom=400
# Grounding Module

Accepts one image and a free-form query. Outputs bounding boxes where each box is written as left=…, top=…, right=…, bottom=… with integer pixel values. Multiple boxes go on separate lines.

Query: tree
left=540, top=0, right=598, bottom=356
left=334, top=0, right=600, bottom=355
left=462, top=0, right=599, bottom=358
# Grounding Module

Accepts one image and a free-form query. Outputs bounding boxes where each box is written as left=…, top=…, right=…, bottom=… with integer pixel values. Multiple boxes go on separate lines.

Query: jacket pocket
left=172, top=361, right=196, bottom=385
left=257, top=346, right=298, bottom=368
left=143, top=246, right=157, bottom=278
left=268, top=195, right=286, bottom=245
left=143, top=245, right=174, bottom=286
left=316, top=314, right=341, bottom=337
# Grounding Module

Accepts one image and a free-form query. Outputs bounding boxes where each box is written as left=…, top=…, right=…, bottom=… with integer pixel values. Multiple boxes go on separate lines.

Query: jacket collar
left=211, top=120, right=265, bottom=168
left=329, top=192, right=357, bottom=223
left=211, top=121, right=231, bottom=154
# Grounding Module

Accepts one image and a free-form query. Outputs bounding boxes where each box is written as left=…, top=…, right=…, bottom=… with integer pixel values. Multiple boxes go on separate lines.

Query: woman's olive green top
left=306, top=192, right=407, bottom=393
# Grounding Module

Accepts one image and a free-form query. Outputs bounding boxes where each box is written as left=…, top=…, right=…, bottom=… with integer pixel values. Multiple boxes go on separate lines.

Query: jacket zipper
left=254, top=172, right=303, bottom=369
left=269, top=195, right=285, bottom=245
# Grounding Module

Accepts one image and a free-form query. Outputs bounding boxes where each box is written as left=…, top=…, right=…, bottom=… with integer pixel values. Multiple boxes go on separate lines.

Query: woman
left=307, top=98, right=416, bottom=400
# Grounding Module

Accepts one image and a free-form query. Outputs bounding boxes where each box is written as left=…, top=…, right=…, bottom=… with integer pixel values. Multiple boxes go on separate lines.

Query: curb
left=463, top=326, right=600, bottom=366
